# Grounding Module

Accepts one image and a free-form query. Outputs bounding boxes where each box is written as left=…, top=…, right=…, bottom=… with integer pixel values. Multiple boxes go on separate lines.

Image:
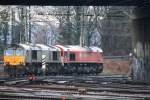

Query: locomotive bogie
left=46, top=63, right=62, bottom=75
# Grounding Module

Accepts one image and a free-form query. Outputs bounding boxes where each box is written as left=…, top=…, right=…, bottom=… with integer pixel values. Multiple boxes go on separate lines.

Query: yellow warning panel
left=4, top=56, right=25, bottom=66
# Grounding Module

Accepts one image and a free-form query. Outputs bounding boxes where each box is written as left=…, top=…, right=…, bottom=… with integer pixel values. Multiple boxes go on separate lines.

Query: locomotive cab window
left=16, top=49, right=24, bottom=56
left=70, top=53, right=76, bottom=61
left=32, top=50, right=37, bottom=60
left=53, top=51, right=58, bottom=61
left=5, top=49, right=14, bottom=56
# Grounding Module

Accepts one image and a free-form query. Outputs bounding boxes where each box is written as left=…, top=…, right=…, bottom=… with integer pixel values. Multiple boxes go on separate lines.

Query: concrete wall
left=132, top=5, right=150, bottom=82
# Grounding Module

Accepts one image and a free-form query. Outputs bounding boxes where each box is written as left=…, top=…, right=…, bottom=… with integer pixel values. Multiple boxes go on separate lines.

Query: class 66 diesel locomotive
left=3, top=43, right=103, bottom=77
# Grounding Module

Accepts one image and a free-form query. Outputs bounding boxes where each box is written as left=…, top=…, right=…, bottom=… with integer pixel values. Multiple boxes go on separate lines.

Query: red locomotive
left=56, top=45, right=103, bottom=75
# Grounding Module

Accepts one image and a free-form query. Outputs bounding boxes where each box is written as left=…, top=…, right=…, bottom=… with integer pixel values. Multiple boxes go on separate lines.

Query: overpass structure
left=0, top=0, right=150, bottom=82
left=132, top=5, right=150, bottom=82
left=0, top=0, right=149, bottom=6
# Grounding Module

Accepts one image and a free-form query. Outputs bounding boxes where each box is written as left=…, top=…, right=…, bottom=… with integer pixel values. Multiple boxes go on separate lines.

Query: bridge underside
left=0, top=0, right=149, bottom=6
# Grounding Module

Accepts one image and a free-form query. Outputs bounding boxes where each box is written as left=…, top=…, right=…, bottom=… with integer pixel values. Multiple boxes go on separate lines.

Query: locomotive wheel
left=10, top=67, right=16, bottom=77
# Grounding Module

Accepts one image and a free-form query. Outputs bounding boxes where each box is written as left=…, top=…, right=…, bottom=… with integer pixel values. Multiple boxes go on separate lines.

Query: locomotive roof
left=36, top=44, right=60, bottom=51
left=18, top=44, right=31, bottom=50
left=36, top=44, right=49, bottom=50
left=18, top=43, right=40, bottom=50
left=18, top=43, right=60, bottom=51
left=56, top=45, right=103, bottom=52
left=89, top=46, right=103, bottom=52
left=56, top=45, right=83, bottom=51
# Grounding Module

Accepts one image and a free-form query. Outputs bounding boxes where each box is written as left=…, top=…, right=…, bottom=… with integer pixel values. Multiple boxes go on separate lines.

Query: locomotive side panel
left=68, top=51, right=103, bottom=63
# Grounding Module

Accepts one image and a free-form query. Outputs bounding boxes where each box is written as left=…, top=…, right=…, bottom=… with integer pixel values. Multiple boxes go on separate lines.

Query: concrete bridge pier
left=132, top=5, right=150, bottom=82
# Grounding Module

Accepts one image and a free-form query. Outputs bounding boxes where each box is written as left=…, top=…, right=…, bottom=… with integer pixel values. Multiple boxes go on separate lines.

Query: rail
left=0, top=75, right=150, bottom=99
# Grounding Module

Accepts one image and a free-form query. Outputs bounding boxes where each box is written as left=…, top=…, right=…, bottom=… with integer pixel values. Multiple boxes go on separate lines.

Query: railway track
left=0, top=75, right=150, bottom=99
left=0, top=85, right=149, bottom=100
left=0, top=75, right=129, bottom=85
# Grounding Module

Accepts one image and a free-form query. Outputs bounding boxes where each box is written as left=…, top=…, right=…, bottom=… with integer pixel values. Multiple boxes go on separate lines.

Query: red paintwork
left=69, top=51, right=103, bottom=63
left=56, top=45, right=103, bottom=64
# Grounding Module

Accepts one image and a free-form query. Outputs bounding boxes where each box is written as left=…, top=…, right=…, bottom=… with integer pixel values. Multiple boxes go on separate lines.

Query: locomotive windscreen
left=16, top=49, right=24, bottom=56
left=5, top=49, right=14, bottom=56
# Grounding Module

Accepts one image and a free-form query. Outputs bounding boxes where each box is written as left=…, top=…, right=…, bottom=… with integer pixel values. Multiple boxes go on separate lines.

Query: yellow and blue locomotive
left=4, top=44, right=61, bottom=76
